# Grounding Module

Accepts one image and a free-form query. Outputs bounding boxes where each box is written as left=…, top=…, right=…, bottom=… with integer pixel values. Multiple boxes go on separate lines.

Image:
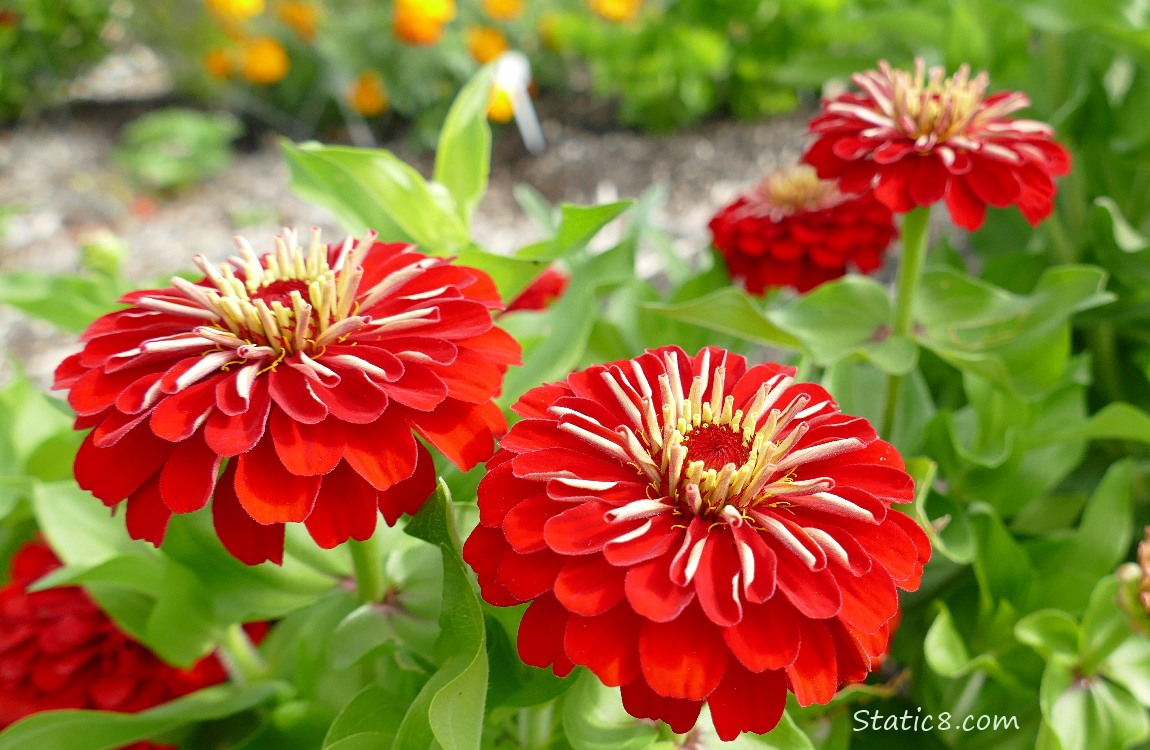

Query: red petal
left=234, top=437, right=321, bottom=524
left=124, top=474, right=172, bottom=546
left=638, top=603, right=728, bottom=700
left=619, top=680, right=702, bottom=735
left=908, top=154, right=949, bottom=205
left=214, top=364, right=261, bottom=416
left=965, top=156, right=1022, bottom=208
left=543, top=501, right=634, bottom=555
left=517, top=595, right=574, bottom=677
left=74, top=425, right=172, bottom=505
left=564, top=604, right=641, bottom=686
left=786, top=618, right=838, bottom=706
left=457, top=327, right=521, bottom=367
left=268, top=365, right=328, bottom=424
left=553, top=554, right=626, bottom=616
left=504, top=495, right=567, bottom=554
left=602, top=511, right=679, bottom=566
left=304, top=461, right=379, bottom=548
left=477, top=460, right=542, bottom=528
left=408, top=399, right=498, bottom=471
left=723, top=595, right=802, bottom=672
left=428, top=348, right=504, bottom=404
left=833, top=562, right=898, bottom=634
left=694, top=531, right=743, bottom=627
left=775, top=548, right=842, bottom=619
left=203, top=381, right=272, bottom=457
left=873, top=159, right=918, bottom=213
left=66, top=366, right=148, bottom=416
left=379, top=362, right=448, bottom=410
left=624, top=548, right=695, bottom=623
left=498, top=548, right=565, bottom=601
left=314, top=369, right=389, bottom=424
left=159, top=437, right=222, bottom=513
left=212, top=463, right=284, bottom=565
left=944, top=177, right=987, bottom=231
left=709, top=664, right=787, bottom=741
left=270, top=409, right=346, bottom=476
left=343, top=412, right=417, bottom=491
left=377, top=441, right=437, bottom=524
left=150, top=378, right=217, bottom=442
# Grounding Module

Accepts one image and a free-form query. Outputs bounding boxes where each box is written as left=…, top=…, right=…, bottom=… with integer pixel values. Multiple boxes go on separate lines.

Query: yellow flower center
left=888, top=61, right=988, bottom=142
left=758, top=164, right=841, bottom=213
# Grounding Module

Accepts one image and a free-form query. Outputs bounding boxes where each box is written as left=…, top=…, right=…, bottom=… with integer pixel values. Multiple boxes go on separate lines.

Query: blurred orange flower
left=349, top=70, right=390, bottom=116
left=393, top=0, right=455, bottom=46
left=205, top=0, right=264, bottom=23
left=589, top=0, right=641, bottom=22
left=203, top=47, right=234, bottom=79
left=242, top=36, right=290, bottom=84
left=487, top=86, right=514, bottom=123
left=276, top=1, right=319, bottom=41
left=466, top=26, right=509, bottom=64
left=482, top=0, right=523, bottom=21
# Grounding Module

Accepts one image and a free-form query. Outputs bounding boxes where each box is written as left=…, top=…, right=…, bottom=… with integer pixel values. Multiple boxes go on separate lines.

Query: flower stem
left=348, top=536, right=386, bottom=605
left=219, top=623, right=268, bottom=684
left=517, top=704, right=554, bottom=749
left=882, top=206, right=931, bottom=438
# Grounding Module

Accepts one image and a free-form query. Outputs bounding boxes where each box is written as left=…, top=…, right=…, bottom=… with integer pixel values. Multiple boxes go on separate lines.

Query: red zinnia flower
left=53, top=230, right=520, bottom=565
left=504, top=266, right=570, bottom=312
left=803, top=59, right=1070, bottom=231
left=463, top=346, right=930, bottom=740
left=708, top=165, right=897, bottom=293
left=0, top=540, right=256, bottom=747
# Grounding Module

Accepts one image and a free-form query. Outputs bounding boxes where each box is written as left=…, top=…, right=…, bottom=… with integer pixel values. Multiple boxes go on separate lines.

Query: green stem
left=1088, top=322, right=1125, bottom=405
left=348, top=536, right=386, bottom=605
left=1045, top=210, right=1077, bottom=266
left=517, top=704, right=554, bottom=749
left=882, top=207, right=932, bottom=438
left=219, top=623, right=268, bottom=684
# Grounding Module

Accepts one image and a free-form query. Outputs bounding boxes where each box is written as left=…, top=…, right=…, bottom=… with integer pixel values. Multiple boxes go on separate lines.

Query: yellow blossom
left=487, top=86, right=514, bottom=123
left=392, top=0, right=455, bottom=45
left=242, top=36, right=290, bottom=85
left=276, top=1, right=319, bottom=41
left=205, top=0, right=264, bottom=23
left=482, top=0, right=523, bottom=21
left=466, top=26, right=509, bottom=65
left=589, top=0, right=642, bottom=23
left=349, top=71, right=390, bottom=116
left=203, top=47, right=234, bottom=79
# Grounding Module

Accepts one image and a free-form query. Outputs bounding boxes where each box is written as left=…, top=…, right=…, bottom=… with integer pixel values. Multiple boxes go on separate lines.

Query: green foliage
left=113, top=108, right=242, bottom=194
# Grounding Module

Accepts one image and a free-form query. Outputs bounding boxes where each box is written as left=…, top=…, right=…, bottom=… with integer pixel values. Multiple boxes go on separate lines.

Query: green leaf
left=513, top=184, right=557, bottom=234
left=971, top=504, right=1034, bottom=607
left=721, top=709, right=813, bottom=749
left=925, top=603, right=979, bottom=677
left=1044, top=671, right=1150, bottom=750
left=455, top=245, right=547, bottom=302
left=643, top=287, right=801, bottom=349
left=281, top=141, right=469, bottom=251
left=768, top=276, right=916, bottom=374
left=1015, top=610, right=1081, bottom=659
left=562, top=670, right=659, bottom=750
left=1081, top=576, right=1133, bottom=672
left=1049, top=402, right=1150, bottom=443
left=396, top=481, right=488, bottom=750
left=915, top=266, right=1114, bottom=399
left=0, top=683, right=279, bottom=750
left=433, top=65, right=495, bottom=224
left=323, top=686, right=405, bottom=749
left=0, top=271, right=125, bottom=333
left=516, top=201, right=634, bottom=262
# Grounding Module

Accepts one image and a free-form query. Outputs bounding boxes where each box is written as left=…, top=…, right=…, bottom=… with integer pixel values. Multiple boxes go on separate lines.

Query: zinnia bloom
left=0, top=540, right=255, bottom=744
left=348, top=70, right=390, bottom=117
left=589, top=0, right=642, bottom=23
left=276, top=1, right=319, bottom=41
left=53, top=229, right=519, bottom=565
left=466, top=26, right=510, bottom=65
left=464, top=346, right=930, bottom=740
left=482, top=0, right=523, bottom=21
left=708, top=164, right=897, bottom=293
left=803, top=59, right=1070, bottom=231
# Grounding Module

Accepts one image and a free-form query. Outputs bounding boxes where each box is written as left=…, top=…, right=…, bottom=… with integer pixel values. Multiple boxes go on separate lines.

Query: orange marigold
left=393, top=0, right=455, bottom=46
left=482, top=0, right=523, bottom=21
left=203, top=48, right=234, bottom=79
left=205, top=0, right=264, bottom=23
left=349, top=70, right=390, bottom=116
left=589, top=0, right=641, bottom=23
left=241, top=36, right=290, bottom=85
left=466, top=26, right=509, bottom=65
left=488, top=86, right=514, bottom=123
left=276, top=1, right=319, bottom=41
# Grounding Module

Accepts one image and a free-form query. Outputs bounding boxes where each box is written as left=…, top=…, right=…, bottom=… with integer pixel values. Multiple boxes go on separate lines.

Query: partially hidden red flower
left=463, top=346, right=930, bottom=740
left=708, top=164, right=897, bottom=293
left=0, top=540, right=263, bottom=746
left=505, top=266, right=570, bottom=312
left=803, top=59, right=1070, bottom=231
left=53, top=230, right=521, bottom=565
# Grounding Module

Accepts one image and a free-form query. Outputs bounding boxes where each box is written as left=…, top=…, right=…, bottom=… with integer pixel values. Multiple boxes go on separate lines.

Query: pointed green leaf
left=643, top=287, right=800, bottom=349
left=434, top=66, right=495, bottom=223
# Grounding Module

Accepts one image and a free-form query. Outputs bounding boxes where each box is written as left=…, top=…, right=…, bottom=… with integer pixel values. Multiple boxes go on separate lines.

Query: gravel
left=0, top=83, right=811, bottom=388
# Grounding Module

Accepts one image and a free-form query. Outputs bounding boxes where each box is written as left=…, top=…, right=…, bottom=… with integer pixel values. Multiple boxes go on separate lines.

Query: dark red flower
left=53, top=230, right=520, bottom=565
left=505, top=266, right=569, bottom=312
left=708, top=165, right=897, bottom=293
left=463, top=346, right=930, bottom=740
left=803, top=59, right=1070, bottom=231
left=0, top=540, right=253, bottom=747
